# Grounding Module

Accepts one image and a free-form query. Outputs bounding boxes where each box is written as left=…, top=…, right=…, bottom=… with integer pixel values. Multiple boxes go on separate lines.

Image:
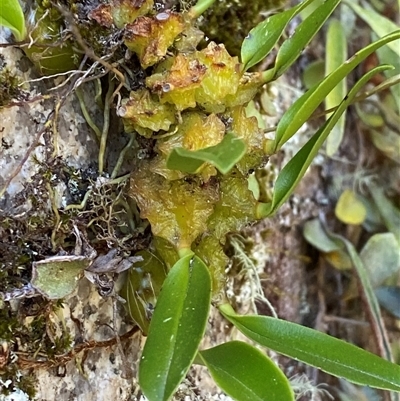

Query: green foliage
left=219, top=304, right=400, bottom=392
left=272, top=0, right=341, bottom=79
left=345, top=0, right=400, bottom=57
left=325, top=18, right=348, bottom=156
left=139, top=254, right=211, bottom=401
left=327, top=231, right=394, bottom=363
left=113, top=0, right=400, bottom=398
left=273, top=32, right=400, bottom=152
left=0, top=67, right=21, bottom=107
left=199, top=341, right=294, bottom=401
left=259, top=65, right=391, bottom=217
left=0, top=0, right=26, bottom=41
left=3, top=0, right=399, bottom=398
left=31, top=255, right=91, bottom=299
left=200, top=0, right=284, bottom=57
left=241, top=0, right=314, bottom=71
left=23, top=6, right=79, bottom=75
left=120, top=250, right=167, bottom=334
left=303, top=217, right=400, bottom=385
left=367, top=182, right=400, bottom=243
left=166, top=133, right=246, bottom=174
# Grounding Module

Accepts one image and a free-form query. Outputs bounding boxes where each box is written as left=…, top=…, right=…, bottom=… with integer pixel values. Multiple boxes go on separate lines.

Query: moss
left=0, top=306, right=19, bottom=342
left=0, top=302, right=68, bottom=399
left=199, top=0, right=285, bottom=57
left=0, top=365, right=36, bottom=398
left=0, top=63, right=22, bottom=107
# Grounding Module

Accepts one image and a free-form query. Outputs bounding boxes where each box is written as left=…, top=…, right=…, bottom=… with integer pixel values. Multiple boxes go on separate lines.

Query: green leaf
left=355, top=73, right=400, bottom=102
left=302, top=59, right=325, bottom=89
left=375, top=43, right=400, bottom=114
left=345, top=1, right=400, bottom=58
left=260, top=65, right=391, bottom=217
left=324, top=231, right=394, bottom=363
left=273, top=0, right=341, bottom=79
left=240, top=0, right=314, bottom=71
left=303, top=218, right=341, bottom=253
left=348, top=0, right=400, bottom=114
left=166, top=133, right=246, bottom=175
left=367, top=182, right=400, bottom=243
left=139, top=254, right=211, bottom=401
left=119, top=250, right=167, bottom=335
left=0, top=0, right=27, bottom=41
left=31, top=255, right=91, bottom=299
left=219, top=304, right=400, bottom=392
left=325, top=18, right=348, bottom=156
left=375, top=286, right=400, bottom=319
left=199, top=341, right=294, bottom=401
left=360, top=233, right=400, bottom=288
left=274, top=30, right=400, bottom=151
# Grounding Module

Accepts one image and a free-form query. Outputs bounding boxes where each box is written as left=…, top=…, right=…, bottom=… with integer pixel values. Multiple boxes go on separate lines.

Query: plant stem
left=111, top=133, right=136, bottom=179
left=189, top=0, right=216, bottom=18
left=98, top=77, right=114, bottom=174
left=76, top=87, right=102, bottom=141
left=63, top=189, right=93, bottom=211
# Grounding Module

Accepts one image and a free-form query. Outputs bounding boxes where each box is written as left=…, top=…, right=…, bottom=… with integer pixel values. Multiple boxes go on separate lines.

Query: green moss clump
left=199, top=0, right=285, bottom=57
left=0, top=300, right=70, bottom=398
left=0, top=64, right=21, bottom=107
left=24, top=5, right=79, bottom=75
left=0, top=364, right=36, bottom=399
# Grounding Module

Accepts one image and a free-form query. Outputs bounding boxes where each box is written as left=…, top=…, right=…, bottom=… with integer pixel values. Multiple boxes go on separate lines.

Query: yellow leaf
left=335, top=189, right=367, bottom=225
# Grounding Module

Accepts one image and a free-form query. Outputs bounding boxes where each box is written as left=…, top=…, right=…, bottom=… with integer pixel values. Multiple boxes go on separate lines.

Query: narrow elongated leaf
left=199, top=341, right=294, bottom=401
left=260, top=65, right=391, bottom=217
left=0, top=0, right=26, bottom=41
left=325, top=18, right=348, bottom=156
left=139, top=255, right=212, bottom=401
left=273, top=0, right=341, bottom=78
left=240, top=0, right=314, bottom=71
left=166, top=133, right=246, bottom=175
left=302, top=59, right=325, bottom=89
left=274, top=30, right=400, bottom=150
left=355, top=73, right=400, bottom=102
left=325, top=231, right=394, bottom=363
left=345, top=1, right=400, bottom=57
left=353, top=0, right=400, bottom=114
left=219, top=304, right=400, bottom=392
left=376, top=47, right=400, bottom=114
